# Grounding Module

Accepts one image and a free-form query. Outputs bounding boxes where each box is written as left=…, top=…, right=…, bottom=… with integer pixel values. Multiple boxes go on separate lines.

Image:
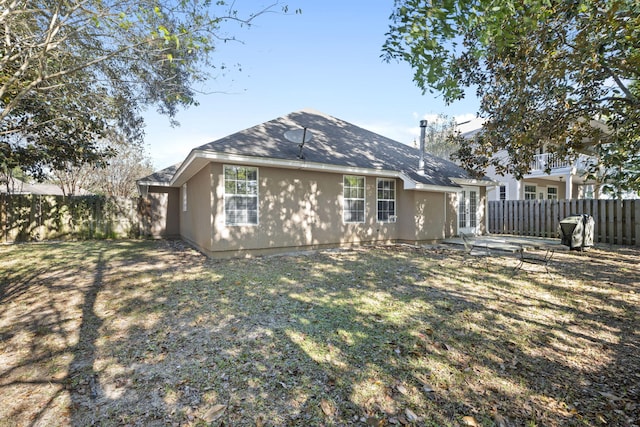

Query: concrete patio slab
left=442, top=234, right=565, bottom=253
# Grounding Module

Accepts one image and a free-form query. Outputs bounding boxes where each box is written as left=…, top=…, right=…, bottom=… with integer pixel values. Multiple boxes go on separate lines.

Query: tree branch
left=602, top=63, right=640, bottom=106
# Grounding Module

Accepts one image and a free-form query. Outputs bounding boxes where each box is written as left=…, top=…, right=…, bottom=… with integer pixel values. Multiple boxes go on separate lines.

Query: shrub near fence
left=0, top=194, right=143, bottom=242
left=488, top=199, right=639, bottom=246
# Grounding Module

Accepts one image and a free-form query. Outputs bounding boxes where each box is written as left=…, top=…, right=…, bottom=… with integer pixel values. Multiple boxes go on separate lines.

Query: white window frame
left=547, top=186, right=558, bottom=200
left=224, top=165, right=259, bottom=226
left=376, top=178, right=396, bottom=223
left=499, top=185, right=507, bottom=201
left=343, top=175, right=365, bottom=223
left=524, top=185, right=537, bottom=200
left=182, top=183, right=188, bottom=212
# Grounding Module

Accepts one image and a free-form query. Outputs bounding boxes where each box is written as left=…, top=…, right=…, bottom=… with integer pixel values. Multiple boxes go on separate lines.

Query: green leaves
left=1, top=0, right=295, bottom=177
left=384, top=0, right=640, bottom=194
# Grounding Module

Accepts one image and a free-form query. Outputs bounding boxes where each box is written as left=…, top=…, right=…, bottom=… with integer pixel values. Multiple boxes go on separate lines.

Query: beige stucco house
left=138, top=110, right=493, bottom=257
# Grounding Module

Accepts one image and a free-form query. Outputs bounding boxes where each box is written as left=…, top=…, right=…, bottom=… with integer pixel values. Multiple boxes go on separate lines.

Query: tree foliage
left=420, top=114, right=459, bottom=160
left=0, top=165, right=29, bottom=193
left=383, top=0, right=640, bottom=196
left=87, top=142, right=154, bottom=198
left=50, top=136, right=154, bottom=197
left=1, top=0, right=293, bottom=177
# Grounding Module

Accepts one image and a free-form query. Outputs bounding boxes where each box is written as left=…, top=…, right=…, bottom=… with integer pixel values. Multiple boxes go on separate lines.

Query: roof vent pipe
left=418, top=120, right=427, bottom=175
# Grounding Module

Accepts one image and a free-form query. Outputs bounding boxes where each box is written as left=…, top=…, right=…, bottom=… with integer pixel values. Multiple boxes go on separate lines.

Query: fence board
left=591, top=199, right=599, bottom=240
left=540, top=200, right=547, bottom=237
left=608, top=200, right=614, bottom=245
left=624, top=201, right=632, bottom=245
left=0, top=195, right=146, bottom=242
left=635, top=201, right=640, bottom=246
left=488, top=199, right=637, bottom=246
left=616, top=200, right=623, bottom=245
left=599, top=200, right=607, bottom=244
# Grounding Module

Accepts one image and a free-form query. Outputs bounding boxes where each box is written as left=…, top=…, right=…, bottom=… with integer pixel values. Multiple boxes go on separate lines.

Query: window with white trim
left=343, top=175, right=365, bottom=223
left=547, top=186, right=558, bottom=200
left=377, top=178, right=396, bottom=222
left=224, top=165, right=258, bottom=225
left=499, top=185, right=506, bottom=201
left=524, top=185, right=537, bottom=200
left=182, top=183, right=188, bottom=212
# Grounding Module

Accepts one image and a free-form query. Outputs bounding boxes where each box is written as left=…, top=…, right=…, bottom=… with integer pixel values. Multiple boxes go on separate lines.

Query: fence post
left=623, top=200, right=631, bottom=245
left=607, top=201, right=615, bottom=245
left=1, top=194, right=5, bottom=242
left=542, top=200, right=548, bottom=237
left=515, top=201, right=521, bottom=235
left=632, top=200, right=640, bottom=246
left=614, top=199, right=624, bottom=245
left=523, top=200, right=529, bottom=236
left=535, top=200, right=542, bottom=237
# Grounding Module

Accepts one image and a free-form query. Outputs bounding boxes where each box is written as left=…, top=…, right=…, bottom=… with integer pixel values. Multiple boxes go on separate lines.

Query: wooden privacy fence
left=488, top=199, right=639, bottom=246
left=0, top=194, right=149, bottom=242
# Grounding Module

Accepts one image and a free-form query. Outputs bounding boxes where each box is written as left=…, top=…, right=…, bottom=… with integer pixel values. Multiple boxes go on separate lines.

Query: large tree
left=420, top=114, right=460, bottom=160
left=1, top=0, right=294, bottom=177
left=50, top=139, right=153, bottom=197
left=383, top=0, right=640, bottom=196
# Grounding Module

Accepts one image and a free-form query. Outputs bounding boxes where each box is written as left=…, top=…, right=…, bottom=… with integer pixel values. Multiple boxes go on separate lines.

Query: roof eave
left=136, top=180, right=172, bottom=187
left=170, top=149, right=464, bottom=192
left=450, top=177, right=499, bottom=187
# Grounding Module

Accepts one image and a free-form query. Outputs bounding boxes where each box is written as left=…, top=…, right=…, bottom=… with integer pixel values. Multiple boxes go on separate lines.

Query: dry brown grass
left=0, top=240, right=638, bottom=426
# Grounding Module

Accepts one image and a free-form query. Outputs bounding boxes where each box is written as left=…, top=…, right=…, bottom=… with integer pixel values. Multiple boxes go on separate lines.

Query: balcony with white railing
left=529, top=153, right=596, bottom=173
left=530, top=153, right=570, bottom=171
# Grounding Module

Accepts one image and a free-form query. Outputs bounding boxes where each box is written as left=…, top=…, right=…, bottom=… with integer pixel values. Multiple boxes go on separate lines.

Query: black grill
left=559, top=214, right=595, bottom=250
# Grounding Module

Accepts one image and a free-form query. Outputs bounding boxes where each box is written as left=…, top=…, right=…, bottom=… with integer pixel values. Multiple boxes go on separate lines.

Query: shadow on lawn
left=0, top=241, right=191, bottom=425
left=446, top=252, right=638, bottom=423
left=0, top=241, right=638, bottom=426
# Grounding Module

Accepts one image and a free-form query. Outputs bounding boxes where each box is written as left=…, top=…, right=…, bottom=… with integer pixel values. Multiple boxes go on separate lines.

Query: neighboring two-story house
left=459, top=119, right=604, bottom=201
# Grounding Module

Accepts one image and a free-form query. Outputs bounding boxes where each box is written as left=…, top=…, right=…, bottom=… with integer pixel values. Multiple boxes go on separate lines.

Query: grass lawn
left=0, top=240, right=638, bottom=426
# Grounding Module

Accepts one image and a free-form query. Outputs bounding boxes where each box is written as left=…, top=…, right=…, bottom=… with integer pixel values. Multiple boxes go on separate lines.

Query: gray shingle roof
left=141, top=109, right=481, bottom=188
left=137, top=163, right=182, bottom=185
left=194, top=109, right=474, bottom=187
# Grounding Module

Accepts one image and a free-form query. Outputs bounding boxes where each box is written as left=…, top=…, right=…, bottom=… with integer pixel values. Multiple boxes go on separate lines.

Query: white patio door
left=458, top=186, right=480, bottom=235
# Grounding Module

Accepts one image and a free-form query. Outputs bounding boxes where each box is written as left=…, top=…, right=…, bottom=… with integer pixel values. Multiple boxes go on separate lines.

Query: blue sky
left=143, top=1, right=481, bottom=169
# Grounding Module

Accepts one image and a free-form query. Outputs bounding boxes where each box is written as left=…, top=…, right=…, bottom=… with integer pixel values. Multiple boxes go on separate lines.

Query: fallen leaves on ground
left=0, top=240, right=638, bottom=426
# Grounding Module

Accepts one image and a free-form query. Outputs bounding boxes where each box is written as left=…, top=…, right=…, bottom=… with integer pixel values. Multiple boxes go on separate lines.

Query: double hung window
left=343, top=175, right=365, bottom=223
left=377, top=179, right=396, bottom=222
left=524, top=185, right=537, bottom=200
left=224, top=165, right=258, bottom=225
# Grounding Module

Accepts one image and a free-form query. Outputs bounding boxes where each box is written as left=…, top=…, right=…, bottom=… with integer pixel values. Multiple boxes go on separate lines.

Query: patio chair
left=460, top=233, right=492, bottom=271
left=512, top=245, right=555, bottom=279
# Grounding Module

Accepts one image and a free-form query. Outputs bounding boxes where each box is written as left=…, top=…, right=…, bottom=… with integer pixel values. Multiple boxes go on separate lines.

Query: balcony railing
left=530, top=153, right=595, bottom=172
left=530, top=153, right=569, bottom=171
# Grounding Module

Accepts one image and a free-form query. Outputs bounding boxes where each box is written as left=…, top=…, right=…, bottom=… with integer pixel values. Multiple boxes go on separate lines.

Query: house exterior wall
left=180, top=164, right=213, bottom=251
left=519, top=178, right=566, bottom=199
left=180, top=162, right=464, bottom=257
left=445, top=192, right=458, bottom=236
left=483, top=146, right=603, bottom=200
left=145, top=186, right=180, bottom=238
left=479, top=187, right=487, bottom=234
left=397, top=191, right=455, bottom=242
left=486, top=168, right=606, bottom=201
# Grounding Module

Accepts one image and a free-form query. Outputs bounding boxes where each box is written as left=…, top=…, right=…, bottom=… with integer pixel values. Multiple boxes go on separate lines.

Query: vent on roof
left=418, top=120, right=427, bottom=175
left=284, top=127, right=313, bottom=159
